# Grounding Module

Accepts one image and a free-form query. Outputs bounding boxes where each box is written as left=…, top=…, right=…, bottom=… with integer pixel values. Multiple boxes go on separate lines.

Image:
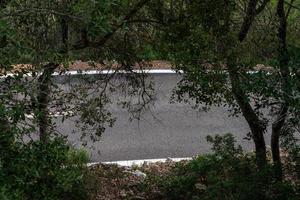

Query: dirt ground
left=87, top=159, right=186, bottom=200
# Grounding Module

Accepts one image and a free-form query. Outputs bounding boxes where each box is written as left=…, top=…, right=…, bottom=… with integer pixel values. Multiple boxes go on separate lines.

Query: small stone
left=130, top=196, right=146, bottom=200
left=166, top=157, right=172, bottom=162
left=131, top=170, right=147, bottom=178
left=195, top=183, right=207, bottom=191
left=120, top=190, right=127, bottom=197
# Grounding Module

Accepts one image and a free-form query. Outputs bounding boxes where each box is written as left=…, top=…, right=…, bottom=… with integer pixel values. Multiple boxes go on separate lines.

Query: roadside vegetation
left=87, top=134, right=300, bottom=200
left=0, top=0, right=299, bottom=199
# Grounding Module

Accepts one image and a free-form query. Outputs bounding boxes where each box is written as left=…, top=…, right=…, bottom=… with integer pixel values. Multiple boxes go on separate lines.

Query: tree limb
left=256, top=0, right=270, bottom=14
left=71, top=0, right=150, bottom=50
left=286, top=0, right=296, bottom=19
left=239, top=0, right=270, bottom=42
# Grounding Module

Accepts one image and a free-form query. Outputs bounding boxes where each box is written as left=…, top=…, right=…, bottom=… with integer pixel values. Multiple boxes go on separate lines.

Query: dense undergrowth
left=1, top=133, right=299, bottom=200
left=138, top=134, right=300, bottom=200
left=0, top=134, right=90, bottom=200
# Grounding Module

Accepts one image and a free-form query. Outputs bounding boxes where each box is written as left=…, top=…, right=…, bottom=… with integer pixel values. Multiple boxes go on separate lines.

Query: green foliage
left=138, top=44, right=161, bottom=60
left=0, top=0, right=156, bottom=140
left=151, top=0, right=300, bottom=173
left=0, top=135, right=90, bottom=200
left=206, top=133, right=243, bottom=156
left=68, top=147, right=90, bottom=165
left=153, top=0, right=300, bottom=118
left=149, top=134, right=299, bottom=200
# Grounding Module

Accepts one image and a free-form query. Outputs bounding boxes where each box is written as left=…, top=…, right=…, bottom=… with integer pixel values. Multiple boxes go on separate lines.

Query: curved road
left=54, top=73, right=262, bottom=162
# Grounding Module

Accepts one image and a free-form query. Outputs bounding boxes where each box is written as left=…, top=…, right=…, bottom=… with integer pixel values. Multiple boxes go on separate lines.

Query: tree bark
left=37, top=63, right=58, bottom=143
left=61, top=17, right=69, bottom=52
left=270, top=0, right=291, bottom=181
left=0, top=116, right=12, bottom=147
left=228, top=62, right=267, bottom=167
left=233, top=0, right=271, bottom=167
left=239, top=0, right=270, bottom=41
left=271, top=106, right=287, bottom=179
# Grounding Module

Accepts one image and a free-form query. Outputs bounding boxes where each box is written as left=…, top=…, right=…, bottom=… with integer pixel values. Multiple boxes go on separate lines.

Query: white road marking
left=53, top=69, right=179, bottom=75
left=25, top=111, right=75, bottom=119
left=1, top=69, right=179, bottom=78
left=1, top=69, right=281, bottom=78
left=87, top=157, right=193, bottom=167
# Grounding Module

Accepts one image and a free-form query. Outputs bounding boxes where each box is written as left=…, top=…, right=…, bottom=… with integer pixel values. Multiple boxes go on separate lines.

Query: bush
left=0, top=136, right=89, bottom=200
left=153, top=134, right=299, bottom=200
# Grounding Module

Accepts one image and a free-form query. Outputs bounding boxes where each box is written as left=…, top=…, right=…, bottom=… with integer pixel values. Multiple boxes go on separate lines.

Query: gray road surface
left=53, top=73, right=262, bottom=162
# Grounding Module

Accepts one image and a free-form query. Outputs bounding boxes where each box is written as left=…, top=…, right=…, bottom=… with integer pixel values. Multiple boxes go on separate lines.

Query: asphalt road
left=53, top=73, right=260, bottom=162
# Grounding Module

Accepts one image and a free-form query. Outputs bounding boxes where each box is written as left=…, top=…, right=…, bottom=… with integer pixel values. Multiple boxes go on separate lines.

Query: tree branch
left=285, top=0, right=300, bottom=11
left=1, top=8, right=83, bottom=21
left=256, top=0, right=270, bottom=14
left=71, top=0, right=150, bottom=50
left=239, top=0, right=270, bottom=42
left=286, top=0, right=296, bottom=19
left=127, top=19, right=166, bottom=25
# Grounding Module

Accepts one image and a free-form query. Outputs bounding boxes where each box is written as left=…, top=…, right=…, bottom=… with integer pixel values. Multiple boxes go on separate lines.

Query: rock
left=130, top=196, right=146, bottom=200
left=130, top=170, right=147, bottom=178
left=195, top=183, right=207, bottom=191
left=166, top=157, right=172, bottom=162
left=120, top=190, right=127, bottom=197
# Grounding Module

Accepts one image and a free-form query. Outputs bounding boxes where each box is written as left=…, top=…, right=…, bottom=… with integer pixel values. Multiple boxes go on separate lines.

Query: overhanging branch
left=71, top=0, right=150, bottom=50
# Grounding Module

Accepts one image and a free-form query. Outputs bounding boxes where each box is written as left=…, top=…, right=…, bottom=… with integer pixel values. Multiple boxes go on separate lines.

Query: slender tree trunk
left=270, top=0, right=291, bottom=181
left=0, top=116, right=12, bottom=147
left=239, top=0, right=259, bottom=41
left=61, top=17, right=69, bottom=52
left=224, top=0, right=269, bottom=168
left=228, top=62, right=267, bottom=168
left=37, top=63, right=58, bottom=143
left=271, top=106, right=287, bottom=179
left=239, top=0, right=270, bottom=41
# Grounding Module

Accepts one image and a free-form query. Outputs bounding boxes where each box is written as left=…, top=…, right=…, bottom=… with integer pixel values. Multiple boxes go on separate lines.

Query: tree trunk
left=37, top=63, right=58, bottom=143
left=270, top=0, right=291, bottom=180
left=239, top=0, right=259, bottom=41
left=228, top=63, right=267, bottom=168
left=229, top=68, right=267, bottom=173
left=0, top=116, right=13, bottom=147
left=61, top=17, right=69, bottom=52
left=226, top=0, right=269, bottom=168
left=271, top=106, right=287, bottom=180
left=239, top=0, right=270, bottom=41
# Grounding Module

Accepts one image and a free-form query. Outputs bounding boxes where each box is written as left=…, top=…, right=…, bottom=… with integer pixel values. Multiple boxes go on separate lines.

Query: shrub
left=0, top=136, right=89, bottom=200
left=154, top=134, right=299, bottom=200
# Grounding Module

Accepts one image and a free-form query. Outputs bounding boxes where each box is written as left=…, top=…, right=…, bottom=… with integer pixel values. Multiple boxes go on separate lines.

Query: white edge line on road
left=25, top=111, right=75, bottom=119
left=1, top=69, right=179, bottom=78
left=52, top=69, right=180, bottom=75
left=87, top=157, right=193, bottom=167
left=1, top=69, right=278, bottom=78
